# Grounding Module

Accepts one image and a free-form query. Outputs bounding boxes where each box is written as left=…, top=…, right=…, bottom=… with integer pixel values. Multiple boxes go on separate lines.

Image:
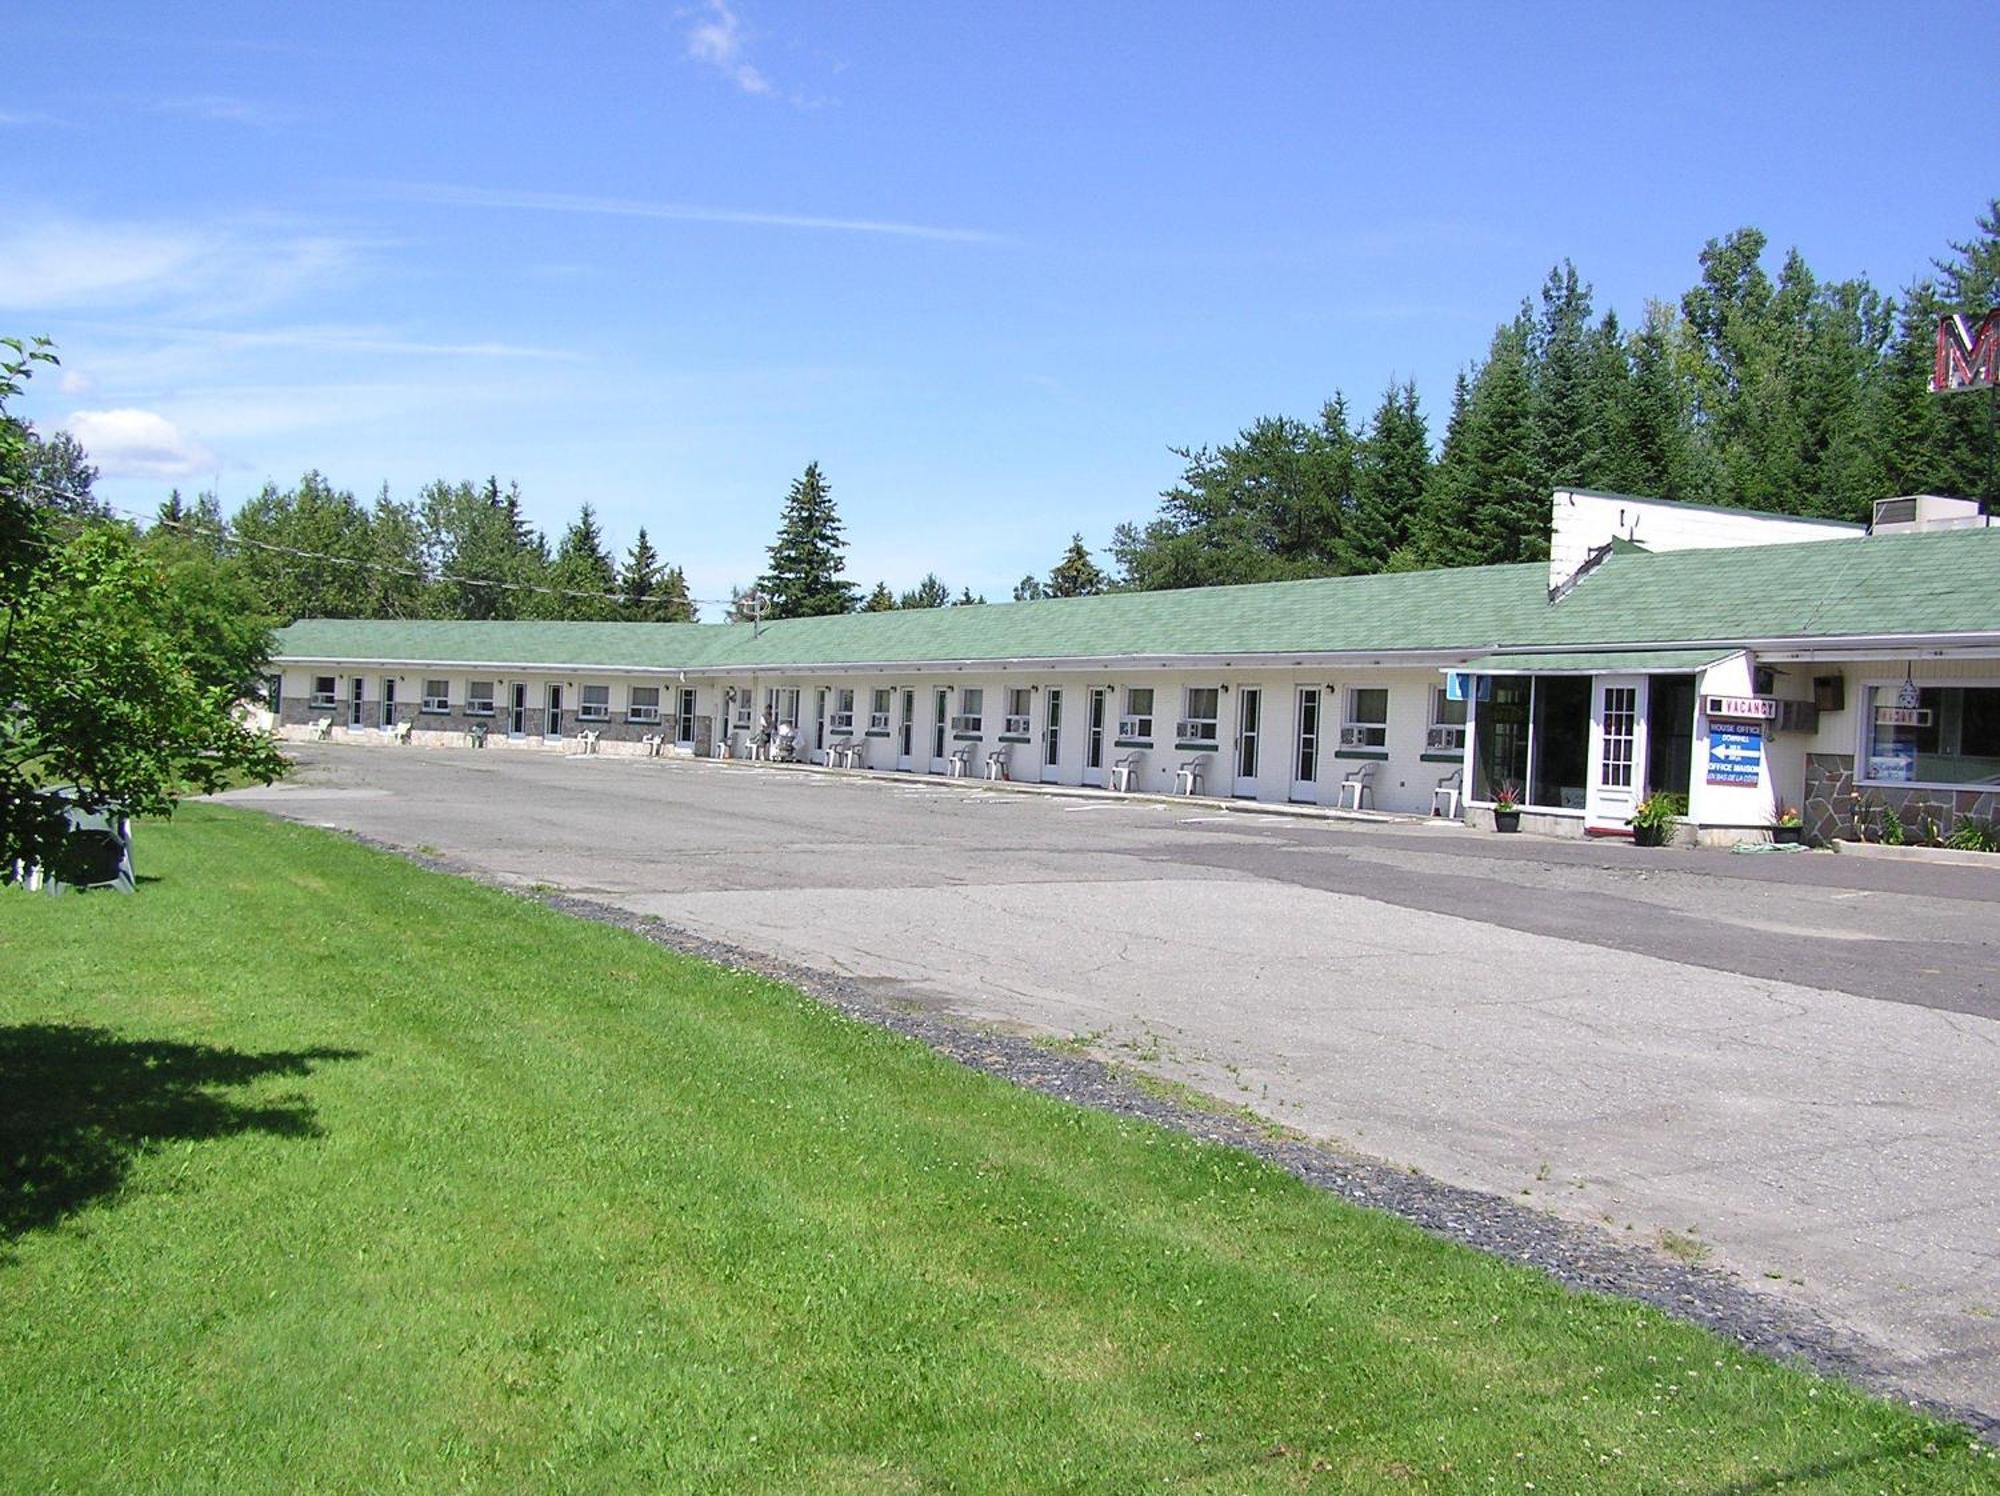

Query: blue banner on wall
left=1444, top=672, right=1492, bottom=702
left=1705, top=722, right=1763, bottom=786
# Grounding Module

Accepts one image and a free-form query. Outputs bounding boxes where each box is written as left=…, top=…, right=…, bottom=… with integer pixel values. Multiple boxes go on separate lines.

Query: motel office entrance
left=1472, top=673, right=1695, bottom=831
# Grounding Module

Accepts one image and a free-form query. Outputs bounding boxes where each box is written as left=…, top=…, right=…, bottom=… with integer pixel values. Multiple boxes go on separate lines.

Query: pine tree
left=541, top=503, right=619, bottom=620
left=656, top=564, right=697, bottom=623
left=1412, top=373, right=1475, bottom=567
left=955, top=587, right=985, bottom=606
left=1046, top=534, right=1107, bottom=596
left=1338, top=382, right=1429, bottom=573
left=1462, top=318, right=1548, bottom=563
left=863, top=580, right=897, bottom=611
left=1012, top=574, right=1047, bottom=601
left=1530, top=262, right=1597, bottom=489
left=899, top=573, right=950, bottom=609
left=759, top=462, right=856, bottom=617
left=620, top=528, right=664, bottom=619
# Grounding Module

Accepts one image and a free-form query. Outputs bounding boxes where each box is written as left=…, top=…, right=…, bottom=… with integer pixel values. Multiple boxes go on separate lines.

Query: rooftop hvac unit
left=1870, top=494, right=1990, bottom=533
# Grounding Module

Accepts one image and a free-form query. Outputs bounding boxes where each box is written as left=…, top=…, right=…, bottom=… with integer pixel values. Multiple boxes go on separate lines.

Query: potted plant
left=1491, top=782, right=1522, bottom=833
left=1771, top=805, right=1803, bottom=846
left=1628, top=791, right=1686, bottom=847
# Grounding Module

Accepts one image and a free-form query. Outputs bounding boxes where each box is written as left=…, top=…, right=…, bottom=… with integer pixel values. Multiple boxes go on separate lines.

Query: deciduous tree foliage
left=1, top=338, right=283, bottom=876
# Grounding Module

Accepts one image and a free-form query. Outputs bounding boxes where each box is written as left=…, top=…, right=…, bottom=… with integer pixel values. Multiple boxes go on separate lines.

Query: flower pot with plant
left=1491, top=782, right=1521, bottom=833
left=1772, top=805, right=1803, bottom=845
left=1628, top=790, right=1686, bottom=847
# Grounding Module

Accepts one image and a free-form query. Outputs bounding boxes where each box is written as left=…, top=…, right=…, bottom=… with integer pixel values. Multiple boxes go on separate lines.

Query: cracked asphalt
left=221, top=744, right=2000, bottom=1425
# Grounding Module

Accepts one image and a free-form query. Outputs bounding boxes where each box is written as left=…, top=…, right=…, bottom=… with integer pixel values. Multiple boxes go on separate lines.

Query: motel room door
left=1585, top=675, right=1649, bottom=833
left=1232, top=686, right=1262, bottom=796
left=930, top=688, right=949, bottom=772
left=1042, top=687, right=1064, bottom=782
left=1083, top=687, right=1109, bottom=786
left=897, top=688, right=916, bottom=771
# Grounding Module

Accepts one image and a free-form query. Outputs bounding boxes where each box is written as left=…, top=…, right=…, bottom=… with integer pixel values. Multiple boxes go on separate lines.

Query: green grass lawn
left=2, top=807, right=1992, bottom=1491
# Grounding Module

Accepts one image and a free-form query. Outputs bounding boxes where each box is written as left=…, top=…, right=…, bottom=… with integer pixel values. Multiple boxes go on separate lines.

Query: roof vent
left=1870, top=494, right=1989, bottom=534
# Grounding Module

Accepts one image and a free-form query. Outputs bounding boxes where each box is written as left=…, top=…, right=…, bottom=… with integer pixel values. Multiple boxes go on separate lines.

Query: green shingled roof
left=274, top=526, right=2000, bottom=672
left=1473, top=648, right=1740, bottom=674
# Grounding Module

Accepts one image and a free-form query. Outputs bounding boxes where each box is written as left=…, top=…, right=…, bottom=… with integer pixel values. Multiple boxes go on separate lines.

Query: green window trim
left=1333, top=749, right=1389, bottom=761
left=998, top=733, right=1031, bottom=744
left=1175, top=741, right=1218, bottom=753
left=952, top=732, right=984, bottom=742
left=1113, top=737, right=1153, bottom=749
left=864, top=729, right=892, bottom=738
left=1419, top=751, right=1461, bottom=763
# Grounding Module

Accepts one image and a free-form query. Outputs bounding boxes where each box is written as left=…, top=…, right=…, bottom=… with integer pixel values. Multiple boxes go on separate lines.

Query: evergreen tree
left=23, top=427, right=103, bottom=517
left=657, top=564, right=697, bottom=623
left=1046, top=533, right=1108, bottom=597
left=1929, top=200, right=2000, bottom=500
left=1411, top=373, right=1475, bottom=567
left=1338, top=382, right=1429, bottom=573
left=230, top=471, right=376, bottom=622
left=1461, top=318, right=1549, bottom=562
left=899, top=573, right=950, bottom=609
left=540, top=503, right=619, bottom=620
left=1530, top=262, right=1598, bottom=489
left=954, top=587, right=986, bottom=606
left=863, top=580, right=897, bottom=611
left=619, top=527, right=664, bottom=619
left=364, top=485, right=426, bottom=618
left=759, top=462, right=856, bottom=617
left=1012, top=574, right=1046, bottom=601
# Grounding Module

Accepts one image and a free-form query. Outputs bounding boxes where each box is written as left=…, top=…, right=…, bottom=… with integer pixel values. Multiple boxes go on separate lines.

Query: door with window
left=545, top=684, right=564, bottom=740
left=1585, top=675, right=1649, bottom=832
left=1042, top=688, right=1064, bottom=781
left=1084, top=688, right=1108, bottom=786
left=898, top=688, right=916, bottom=770
left=1291, top=687, right=1322, bottom=802
left=348, top=676, right=365, bottom=728
left=1233, top=686, right=1262, bottom=796
left=380, top=678, right=397, bottom=729
left=931, top=688, right=949, bottom=770
left=510, top=683, right=528, bottom=735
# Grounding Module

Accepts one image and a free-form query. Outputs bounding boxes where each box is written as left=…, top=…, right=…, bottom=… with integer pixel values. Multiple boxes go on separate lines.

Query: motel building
left=267, top=489, right=2000, bottom=848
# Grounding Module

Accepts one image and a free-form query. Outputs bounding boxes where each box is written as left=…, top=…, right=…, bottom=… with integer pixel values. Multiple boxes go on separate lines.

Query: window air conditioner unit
left=1339, top=726, right=1369, bottom=748
left=1175, top=719, right=1216, bottom=741
left=1116, top=717, right=1144, bottom=738
left=422, top=696, right=451, bottom=713
left=1425, top=725, right=1464, bottom=751
left=950, top=714, right=982, bottom=733
left=1003, top=715, right=1031, bottom=735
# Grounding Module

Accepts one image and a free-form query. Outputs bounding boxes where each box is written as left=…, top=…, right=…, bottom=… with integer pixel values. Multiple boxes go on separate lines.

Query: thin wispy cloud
left=0, top=108, right=66, bottom=127
left=0, top=216, right=365, bottom=316
left=683, top=0, right=773, bottom=96
left=151, top=93, right=278, bottom=126
left=370, top=181, right=1008, bottom=246
left=81, top=322, right=580, bottom=363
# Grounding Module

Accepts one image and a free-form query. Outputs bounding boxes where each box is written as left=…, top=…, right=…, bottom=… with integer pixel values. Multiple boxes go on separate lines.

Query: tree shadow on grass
left=0, top=1023, right=361, bottom=1244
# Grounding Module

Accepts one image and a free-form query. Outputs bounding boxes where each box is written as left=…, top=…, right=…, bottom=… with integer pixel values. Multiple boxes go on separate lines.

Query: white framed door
left=510, top=683, right=528, bottom=735
left=897, top=688, right=916, bottom=770
left=1083, top=687, right=1108, bottom=786
left=380, top=677, right=397, bottom=729
left=545, top=684, right=564, bottom=740
left=1233, top=686, right=1262, bottom=796
left=1291, top=686, right=1322, bottom=802
left=348, top=676, right=365, bottom=728
left=930, top=688, right=949, bottom=771
left=1042, top=687, right=1064, bottom=782
left=1585, top=675, right=1649, bottom=831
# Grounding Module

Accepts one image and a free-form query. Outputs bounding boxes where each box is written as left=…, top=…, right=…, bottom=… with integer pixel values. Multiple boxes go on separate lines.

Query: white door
left=510, top=683, right=528, bottom=736
left=380, top=677, right=397, bottom=729
left=1233, top=687, right=1262, bottom=796
left=1083, top=688, right=1108, bottom=786
left=348, top=676, right=365, bottom=728
left=897, top=688, right=915, bottom=770
left=1585, top=675, right=1649, bottom=832
left=1291, top=687, right=1322, bottom=802
left=545, top=684, right=563, bottom=740
left=1042, top=687, right=1064, bottom=782
left=930, top=688, right=949, bottom=771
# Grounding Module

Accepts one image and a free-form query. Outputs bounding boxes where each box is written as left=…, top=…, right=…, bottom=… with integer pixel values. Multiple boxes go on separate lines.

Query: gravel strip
left=367, top=834, right=1994, bottom=1441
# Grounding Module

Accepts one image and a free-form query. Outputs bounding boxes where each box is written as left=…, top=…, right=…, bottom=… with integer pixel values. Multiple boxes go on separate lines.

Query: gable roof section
left=273, top=526, right=2000, bottom=673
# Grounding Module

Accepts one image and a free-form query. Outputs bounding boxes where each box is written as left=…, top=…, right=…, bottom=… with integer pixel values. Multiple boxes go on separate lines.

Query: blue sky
left=6, top=2, right=1996, bottom=606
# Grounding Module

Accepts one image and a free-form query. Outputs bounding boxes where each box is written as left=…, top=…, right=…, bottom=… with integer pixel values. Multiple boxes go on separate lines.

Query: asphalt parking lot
left=223, top=744, right=2000, bottom=1423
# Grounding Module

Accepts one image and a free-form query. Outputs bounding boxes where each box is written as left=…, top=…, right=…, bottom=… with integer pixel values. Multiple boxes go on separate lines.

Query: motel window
left=869, top=687, right=892, bottom=732
left=1004, top=687, right=1031, bottom=736
left=628, top=686, right=661, bottom=724
left=421, top=679, right=451, bottom=713
left=311, top=675, right=337, bottom=708
left=1427, top=686, right=1467, bottom=752
left=1121, top=687, right=1154, bottom=743
left=1471, top=676, right=1591, bottom=810
left=1179, top=687, right=1219, bottom=744
left=1341, top=688, right=1388, bottom=749
left=579, top=684, right=611, bottom=721
left=677, top=688, right=698, bottom=742
left=833, top=688, right=855, bottom=731
left=1862, top=683, right=2000, bottom=787
left=466, top=681, right=495, bottom=716
left=953, top=687, right=984, bottom=735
